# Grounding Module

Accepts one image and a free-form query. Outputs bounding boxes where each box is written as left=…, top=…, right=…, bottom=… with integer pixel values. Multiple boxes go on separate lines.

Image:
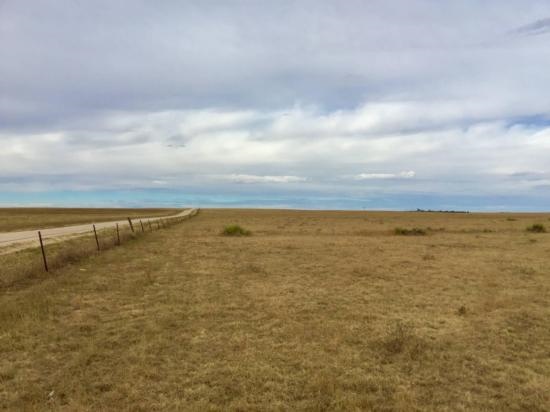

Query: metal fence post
left=93, top=224, right=100, bottom=251
left=38, top=231, right=48, bottom=272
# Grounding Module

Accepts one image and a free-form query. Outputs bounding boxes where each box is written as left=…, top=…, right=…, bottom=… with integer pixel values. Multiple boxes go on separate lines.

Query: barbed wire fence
left=35, top=209, right=199, bottom=273
left=0, top=210, right=199, bottom=288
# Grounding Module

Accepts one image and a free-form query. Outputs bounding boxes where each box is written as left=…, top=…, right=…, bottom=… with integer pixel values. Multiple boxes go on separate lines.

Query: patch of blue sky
left=507, top=114, right=550, bottom=129
left=1, top=190, right=549, bottom=212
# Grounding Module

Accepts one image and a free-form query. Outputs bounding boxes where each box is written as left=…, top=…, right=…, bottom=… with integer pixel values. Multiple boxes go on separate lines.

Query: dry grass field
left=0, top=208, right=178, bottom=232
left=1, top=209, right=549, bottom=411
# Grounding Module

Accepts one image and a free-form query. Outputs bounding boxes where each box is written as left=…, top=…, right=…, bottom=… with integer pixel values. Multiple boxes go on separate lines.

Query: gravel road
left=0, top=208, right=197, bottom=252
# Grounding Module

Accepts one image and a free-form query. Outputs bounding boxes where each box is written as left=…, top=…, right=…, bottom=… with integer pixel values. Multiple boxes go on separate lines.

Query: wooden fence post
left=93, top=224, right=100, bottom=251
left=116, top=223, right=121, bottom=245
left=38, top=231, right=48, bottom=272
left=148, top=221, right=153, bottom=231
left=157, top=221, right=160, bottom=230
left=127, top=217, right=134, bottom=232
left=140, top=220, right=145, bottom=232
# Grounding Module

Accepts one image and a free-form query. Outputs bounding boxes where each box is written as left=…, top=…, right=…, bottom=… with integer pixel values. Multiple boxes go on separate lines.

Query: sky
left=1, top=1, right=550, bottom=210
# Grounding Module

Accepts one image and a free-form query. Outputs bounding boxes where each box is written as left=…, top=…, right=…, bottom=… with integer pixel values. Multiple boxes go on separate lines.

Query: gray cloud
left=512, top=17, right=550, bottom=36
left=2, top=1, right=550, bottom=127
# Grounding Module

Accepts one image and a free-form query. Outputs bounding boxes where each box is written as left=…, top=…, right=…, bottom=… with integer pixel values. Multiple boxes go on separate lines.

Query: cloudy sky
left=1, top=1, right=550, bottom=210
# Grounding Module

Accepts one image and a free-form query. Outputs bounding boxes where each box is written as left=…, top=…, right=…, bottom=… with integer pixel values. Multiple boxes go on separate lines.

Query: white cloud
left=224, top=174, right=307, bottom=184
left=399, top=171, right=416, bottom=178
left=1, top=105, right=549, bottom=197
left=355, top=171, right=416, bottom=180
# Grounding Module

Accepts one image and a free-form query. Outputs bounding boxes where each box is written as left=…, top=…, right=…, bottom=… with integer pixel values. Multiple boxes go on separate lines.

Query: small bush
left=381, top=320, right=426, bottom=360
left=394, top=227, right=426, bottom=236
left=222, top=225, right=251, bottom=236
left=526, top=224, right=546, bottom=233
left=383, top=321, right=414, bottom=354
left=457, top=305, right=467, bottom=316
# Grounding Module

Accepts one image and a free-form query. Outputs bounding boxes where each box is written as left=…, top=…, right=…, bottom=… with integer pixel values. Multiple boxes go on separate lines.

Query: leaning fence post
left=38, top=231, right=48, bottom=272
left=127, top=217, right=134, bottom=232
left=116, top=223, right=121, bottom=245
left=140, top=220, right=145, bottom=232
left=93, top=224, right=100, bottom=251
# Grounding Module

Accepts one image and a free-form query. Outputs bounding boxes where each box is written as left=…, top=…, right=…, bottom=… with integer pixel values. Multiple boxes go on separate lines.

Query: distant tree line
left=413, top=208, right=470, bottom=213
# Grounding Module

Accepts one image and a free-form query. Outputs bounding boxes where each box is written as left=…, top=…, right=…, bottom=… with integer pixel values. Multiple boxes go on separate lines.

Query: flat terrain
left=1, top=209, right=549, bottom=410
left=0, top=208, right=178, bottom=232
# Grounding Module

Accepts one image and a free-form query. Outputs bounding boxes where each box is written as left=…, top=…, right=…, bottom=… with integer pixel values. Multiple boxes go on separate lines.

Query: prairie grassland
left=1, top=209, right=549, bottom=411
left=0, top=208, right=178, bottom=232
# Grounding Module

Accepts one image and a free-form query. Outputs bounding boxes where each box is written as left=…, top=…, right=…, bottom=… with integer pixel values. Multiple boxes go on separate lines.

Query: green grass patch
left=526, top=224, right=546, bottom=233
left=394, top=227, right=427, bottom=236
left=222, top=225, right=251, bottom=236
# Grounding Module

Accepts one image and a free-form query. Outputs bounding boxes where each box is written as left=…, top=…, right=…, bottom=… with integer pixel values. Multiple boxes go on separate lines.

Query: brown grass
left=0, top=209, right=549, bottom=410
left=0, top=208, right=178, bottom=232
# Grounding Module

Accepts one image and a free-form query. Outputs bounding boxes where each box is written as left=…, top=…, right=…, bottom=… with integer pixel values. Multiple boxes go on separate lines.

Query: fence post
left=157, top=221, right=160, bottom=230
left=38, top=231, right=48, bottom=272
left=148, top=220, right=153, bottom=231
left=93, top=224, right=100, bottom=251
left=127, top=217, right=134, bottom=232
left=140, top=220, right=145, bottom=232
left=116, top=223, right=121, bottom=245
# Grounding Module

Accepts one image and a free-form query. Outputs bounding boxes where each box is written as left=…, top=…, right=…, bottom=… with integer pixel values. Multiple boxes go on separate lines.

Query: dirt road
left=0, top=208, right=197, bottom=252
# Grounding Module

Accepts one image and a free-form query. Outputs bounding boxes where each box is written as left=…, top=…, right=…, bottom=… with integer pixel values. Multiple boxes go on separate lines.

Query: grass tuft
left=222, top=225, right=251, bottom=236
left=526, top=223, right=546, bottom=233
left=394, top=227, right=426, bottom=236
left=381, top=320, right=426, bottom=360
